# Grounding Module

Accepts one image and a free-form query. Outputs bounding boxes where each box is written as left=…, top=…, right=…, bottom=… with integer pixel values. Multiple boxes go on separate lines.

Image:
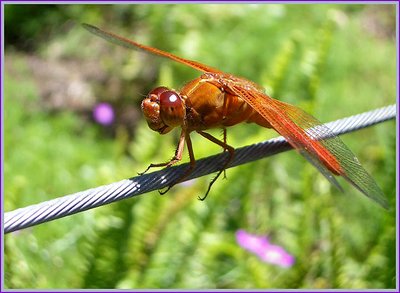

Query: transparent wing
left=82, top=24, right=223, bottom=74
left=226, top=81, right=388, bottom=209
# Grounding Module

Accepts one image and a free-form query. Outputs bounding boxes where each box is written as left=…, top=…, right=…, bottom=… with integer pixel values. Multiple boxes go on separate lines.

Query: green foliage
left=4, top=3, right=396, bottom=289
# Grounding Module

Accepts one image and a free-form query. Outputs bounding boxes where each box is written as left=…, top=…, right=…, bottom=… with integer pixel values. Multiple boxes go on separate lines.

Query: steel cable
left=4, top=104, right=396, bottom=234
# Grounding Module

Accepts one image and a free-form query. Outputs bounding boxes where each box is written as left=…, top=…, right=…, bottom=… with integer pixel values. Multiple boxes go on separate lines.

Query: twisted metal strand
left=4, top=104, right=396, bottom=234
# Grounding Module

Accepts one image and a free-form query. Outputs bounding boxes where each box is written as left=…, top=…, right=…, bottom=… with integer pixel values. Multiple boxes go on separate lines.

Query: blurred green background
left=3, top=3, right=396, bottom=289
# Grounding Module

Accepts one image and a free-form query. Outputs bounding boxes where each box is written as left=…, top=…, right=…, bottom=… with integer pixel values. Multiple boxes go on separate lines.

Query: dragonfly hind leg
left=196, top=129, right=235, bottom=201
left=222, top=128, right=229, bottom=179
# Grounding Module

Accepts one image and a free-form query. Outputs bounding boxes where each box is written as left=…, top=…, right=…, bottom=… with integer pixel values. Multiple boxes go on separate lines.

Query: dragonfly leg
left=220, top=93, right=230, bottom=179
left=222, top=128, right=228, bottom=179
left=138, top=129, right=186, bottom=176
left=196, top=130, right=235, bottom=201
left=159, top=131, right=196, bottom=194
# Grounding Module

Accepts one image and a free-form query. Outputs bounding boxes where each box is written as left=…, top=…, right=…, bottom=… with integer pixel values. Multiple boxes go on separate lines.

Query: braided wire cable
left=4, top=104, right=396, bottom=234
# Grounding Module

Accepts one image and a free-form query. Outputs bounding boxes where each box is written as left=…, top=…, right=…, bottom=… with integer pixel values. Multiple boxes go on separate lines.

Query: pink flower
left=235, top=229, right=295, bottom=268
left=257, top=243, right=295, bottom=268
left=93, top=102, right=114, bottom=125
left=236, top=229, right=269, bottom=254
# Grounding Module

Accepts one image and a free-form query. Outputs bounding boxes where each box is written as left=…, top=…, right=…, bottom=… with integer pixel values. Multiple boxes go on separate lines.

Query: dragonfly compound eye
left=159, top=90, right=185, bottom=127
left=148, top=86, right=170, bottom=102
left=141, top=87, right=174, bottom=134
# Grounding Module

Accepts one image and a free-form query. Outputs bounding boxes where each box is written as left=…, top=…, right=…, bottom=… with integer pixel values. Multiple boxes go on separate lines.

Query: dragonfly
left=83, top=23, right=388, bottom=209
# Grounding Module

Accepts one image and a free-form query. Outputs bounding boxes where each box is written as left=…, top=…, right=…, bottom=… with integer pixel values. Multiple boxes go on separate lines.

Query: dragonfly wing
left=226, top=82, right=388, bottom=209
left=274, top=99, right=389, bottom=209
left=82, top=24, right=223, bottom=74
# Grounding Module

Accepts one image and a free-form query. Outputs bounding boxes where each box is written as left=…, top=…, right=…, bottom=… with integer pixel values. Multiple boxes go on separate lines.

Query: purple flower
left=235, top=229, right=295, bottom=268
left=257, top=243, right=295, bottom=268
left=236, top=230, right=269, bottom=254
left=93, top=102, right=115, bottom=125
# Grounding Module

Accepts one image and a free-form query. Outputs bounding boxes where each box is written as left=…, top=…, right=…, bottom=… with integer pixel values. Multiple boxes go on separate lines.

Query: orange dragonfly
left=83, top=23, right=388, bottom=209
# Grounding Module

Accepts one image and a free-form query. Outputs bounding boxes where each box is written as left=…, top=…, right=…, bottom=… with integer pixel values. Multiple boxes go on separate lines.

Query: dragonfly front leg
left=138, top=129, right=187, bottom=176
left=159, top=131, right=196, bottom=195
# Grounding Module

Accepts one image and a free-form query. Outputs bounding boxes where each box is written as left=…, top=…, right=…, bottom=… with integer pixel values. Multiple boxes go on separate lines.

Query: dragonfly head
left=141, top=86, right=186, bottom=134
